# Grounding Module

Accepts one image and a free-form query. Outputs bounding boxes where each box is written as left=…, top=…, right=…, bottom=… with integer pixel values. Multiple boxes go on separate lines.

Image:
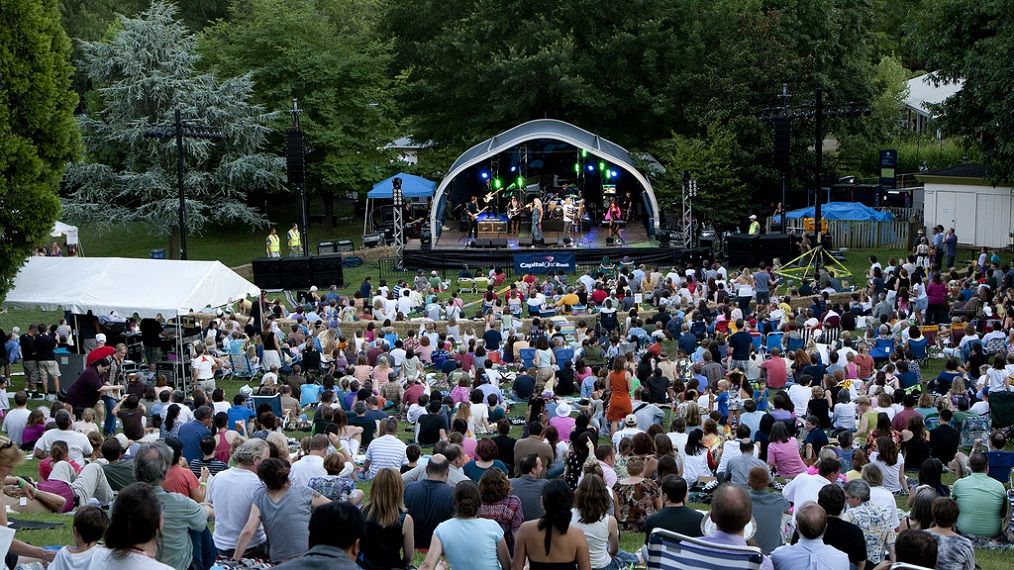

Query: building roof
left=903, top=73, right=964, bottom=119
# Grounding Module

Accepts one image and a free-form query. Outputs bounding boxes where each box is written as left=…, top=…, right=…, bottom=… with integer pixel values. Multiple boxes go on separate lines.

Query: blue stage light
left=587, top=165, right=595, bottom=172
left=510, top=166, right=517, bottom=172
left=481, top=172, right=489, bottom=180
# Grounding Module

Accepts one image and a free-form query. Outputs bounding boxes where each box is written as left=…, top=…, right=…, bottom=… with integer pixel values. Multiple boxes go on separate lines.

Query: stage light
left=510, top=166, right=517, bottom=172
left=517, top=176, right=524, bottom=187
left=481, top=172, right=489, bottom=180
left=493, top=178, right=502, bottom=189
left=605, top=171, right=612, bottom=179
left=610, top=170, right=618, bottom=177
left=580, top=149, right=588, bottom=158
left=599, top=162, right=606, bottom=171
left=587, top=165, right=595, bottom=172
left=574, top=163, right=580, bottom=173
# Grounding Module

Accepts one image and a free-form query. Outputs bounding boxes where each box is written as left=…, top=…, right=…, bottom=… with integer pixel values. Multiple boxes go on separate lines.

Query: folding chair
left=646, top=529, right=764, bottom=570
left=750, top=334, right=763, bottom=354
left=786, top=336, right=805, bottom=352
left=473, top=276, right=490, bottom=291
left=519, top=348, right=536, bottom=369
left=554, top=348, right=575, bottom=366
left=989, top=390, right=1014, bottom=439
left=229, top=353, right=257, bottom=378
left=251, top=394, right=287, bottom=428
left=457, top=278, right=475, bottom=293
left=908, top=337, right=929, bottom=366
left=764, top=332, right=784, bottom=353
left=868, top=338, right=895, bottom=360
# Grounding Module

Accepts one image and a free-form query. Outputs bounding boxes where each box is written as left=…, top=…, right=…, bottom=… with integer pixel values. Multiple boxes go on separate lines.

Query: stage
left=402, top=220, right=712, bottom=271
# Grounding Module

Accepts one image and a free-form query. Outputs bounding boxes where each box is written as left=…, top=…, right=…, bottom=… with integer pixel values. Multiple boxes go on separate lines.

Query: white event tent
left=3, top=256, right=260, bottom=319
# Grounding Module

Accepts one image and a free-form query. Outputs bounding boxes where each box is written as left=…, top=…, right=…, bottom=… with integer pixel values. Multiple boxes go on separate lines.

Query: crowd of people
left=1, top=244, right=1014, bottom=569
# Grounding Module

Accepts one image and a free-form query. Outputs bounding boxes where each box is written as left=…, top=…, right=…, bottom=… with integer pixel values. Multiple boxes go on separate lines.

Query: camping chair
left=958, top=415, right=991, bottom=448
left=786, top=336, right=805, bottom=352
left=750, top=334, right=763, bottom=354
left=908, top=337, right=930, bottom=367
left=764, top=332, right=784, bottom=353
left=990, top=390, right=1014, bottom=439
left=229, top=353, right=258, bottom=378
left=519, top=348, right=536, bottom=370
left=250, top=394, right=287, bottom=428
left=646, top=529, right=764, bottom=570
left=473, top=276, right=490, bottom=292
left=457, top=277, right=475, bottom=293
left=868, top=338, right=895, bottom=360
left=599, top=311, right=619, bottom=335
left=349, top=417, right=377, bottom=450
left=554, top=348, right=575, bottom=367
left=820, top=327, right=842, bottom=346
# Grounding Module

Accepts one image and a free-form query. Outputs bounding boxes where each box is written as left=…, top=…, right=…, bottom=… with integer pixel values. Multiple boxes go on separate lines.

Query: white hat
left=555, top=402, right=572, bottom=417
left=310, top=286, right=318, bottom=292
left=95, top=333, right=107, bottom=343
left=749, top=214, right=757, bottom=220
left=624, top=414, right=638, bottom=426
left=239, top=385, right=253, bottom=396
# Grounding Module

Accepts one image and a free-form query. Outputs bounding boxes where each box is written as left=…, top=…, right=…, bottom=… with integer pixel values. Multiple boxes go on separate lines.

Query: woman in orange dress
left=606, top=355, right=633, bottom=436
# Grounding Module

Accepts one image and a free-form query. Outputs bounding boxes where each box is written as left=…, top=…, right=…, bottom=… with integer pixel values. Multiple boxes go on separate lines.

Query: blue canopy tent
left=784, top=201, right=894, bottom=221
left=364, top=173, right=436, bottom=235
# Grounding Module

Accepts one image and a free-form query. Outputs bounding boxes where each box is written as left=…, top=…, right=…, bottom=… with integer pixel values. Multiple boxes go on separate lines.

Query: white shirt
left=34, top=429, right=93, bottom=463
left=611, top=427, right=642, bottom=450
left=787, top=385, right=812, bottom=417
left=84, top=548, right=174, bottom=570
left=192, top=355, right=215, bottom=380
left=207, top=466, right=267, bottom=550
left=364, top=434, right=407, bottom=479
left=288, top=453, right=327, bottom=488
left=2, top=407, right=30, bottom=445
left=50, top=545, right=99, bottom=570
left=397, top=296, right=413, bottom=316
left=716, top=439, right=743, bottom=475
left=782, top=472, right=832, bottom=523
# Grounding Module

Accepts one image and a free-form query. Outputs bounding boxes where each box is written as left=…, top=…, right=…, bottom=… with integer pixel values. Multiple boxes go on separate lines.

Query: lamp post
left=144, top=109, right=224, bottom=260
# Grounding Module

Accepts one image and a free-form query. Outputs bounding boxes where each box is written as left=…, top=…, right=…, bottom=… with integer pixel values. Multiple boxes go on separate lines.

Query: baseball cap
left=95, top=333, right=107, bottom=343
left=624, top=414, right=638, bottom=426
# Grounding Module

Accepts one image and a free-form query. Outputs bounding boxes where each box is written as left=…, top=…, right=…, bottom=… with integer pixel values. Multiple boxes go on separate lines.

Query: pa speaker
left=756, top=234, right=791, bottom=265
left=280, top=256, right=313, bottom=274
left=491, top=238, right=508, bottom=249
left=317, top=242, right=337, bottom=255
left=312, top=255, right=343, bottom=273
left=362, top=232, right=383, bottom=248
left=281, top=272, right=313, bottom=290
left=314, top=270, right=344, bottom=288
left=252, top=257, right=282, bottom=290
left=474, top=238, right=491, bottom=248
left=285, top=129, right=304, bottom=185
left=773, top=118, right=791, bottom=171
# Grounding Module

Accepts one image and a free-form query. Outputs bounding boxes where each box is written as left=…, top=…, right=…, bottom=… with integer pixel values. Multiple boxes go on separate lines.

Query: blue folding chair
left=764, top=332, right=784, bottom=353
left=251, top=394, right=285, bottom=427
left=519, top=348, right=536, bottom=369
left=750, top=334, right=763, bottom=353
left=869, top=338, right=895, bottom=360
left=786, top=336, right=805, bottom=352
left=908, top=337, right=929, bottom=365
left=554, top=348, right=575, bottom=367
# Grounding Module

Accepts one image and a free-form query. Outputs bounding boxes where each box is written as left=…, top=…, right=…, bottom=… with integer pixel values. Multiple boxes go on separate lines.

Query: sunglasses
left=1, top=440, right=14, bottom=450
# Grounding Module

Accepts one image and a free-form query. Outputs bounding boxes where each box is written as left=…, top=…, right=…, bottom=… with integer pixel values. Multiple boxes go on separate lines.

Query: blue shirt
left=177, top=420, right=211, bottom=463
left=581, top=376, right=597, bottom=398
left=771, top=537, right=849, bottom=570
left=707, top=531, right=773, bottom=570
left=227, top=404, right=256, bottom=432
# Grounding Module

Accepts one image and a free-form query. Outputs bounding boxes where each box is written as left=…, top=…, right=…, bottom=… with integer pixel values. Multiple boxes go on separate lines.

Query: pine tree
left=0, top=0, right=80, bottom=296
left=63, top=1, right=284, bottom=257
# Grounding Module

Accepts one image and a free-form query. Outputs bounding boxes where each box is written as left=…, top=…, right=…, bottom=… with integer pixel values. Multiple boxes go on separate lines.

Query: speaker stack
left=252, top=255, right=344, bottom=291
left=286, top=130, right=304, bottom=185
left=756, top=234, right=791, bottom=266
left=726, top=234, right=758, bottom=268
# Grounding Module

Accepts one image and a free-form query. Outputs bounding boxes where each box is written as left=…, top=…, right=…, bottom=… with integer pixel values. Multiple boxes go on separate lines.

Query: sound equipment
left=773, top=119, right=791, bottom=171
left=419, top=229, right=432, bottom=248
left=518, top=238, right=533, bottom=248
left=473, top=238, right=491, bottom=248
left=280, top=256, right=312, bottom=274
left=252, top=257, right=283, bottom=290
left=316, top=242, right=337, bottom=255
left=311, top=255, right=344, bottom=288
left=285, top=130, right=304, bottom=185
left=281, top=272, right=314, bottom=290
left=756, top=234, right=791, bottom=265
left=726, top=234, right=759, bottom=268
left=336, top=240, right=354, bottom=252
left=361, top=232, right=384, bottom=249
left=490, top=238, right=508, bottom=248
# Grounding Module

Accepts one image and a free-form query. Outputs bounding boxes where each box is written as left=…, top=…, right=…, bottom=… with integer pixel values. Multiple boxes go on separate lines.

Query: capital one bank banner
left=514, top=252, right=576, bottom=275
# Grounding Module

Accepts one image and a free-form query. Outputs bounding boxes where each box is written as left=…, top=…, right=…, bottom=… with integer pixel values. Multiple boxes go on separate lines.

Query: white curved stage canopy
left=429, top=119, right=660, bottom=239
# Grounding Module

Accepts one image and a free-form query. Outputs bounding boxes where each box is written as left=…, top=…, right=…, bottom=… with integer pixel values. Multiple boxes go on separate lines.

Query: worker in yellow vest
left=748, top=214, right=761, bottom=235
left=266, top=228, right=281, bottom=257
left=287, top=223, right=303, bottom=256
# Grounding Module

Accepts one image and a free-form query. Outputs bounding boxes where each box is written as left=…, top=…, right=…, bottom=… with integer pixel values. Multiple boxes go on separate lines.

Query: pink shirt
left=766, top=438, right=807, bottom=478
left=549, top=415, right=576, bottom=441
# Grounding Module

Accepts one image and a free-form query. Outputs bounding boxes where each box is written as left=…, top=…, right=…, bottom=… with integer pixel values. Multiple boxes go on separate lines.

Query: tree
left=651, top=124, right=749, bottom=231
left=62, top=1, right=284, bottom=258
left=0, top=0, right=80, bottom=296
left=200, top=0, right=400, bottom=232
left=913, top=0, right=1014, bottom=181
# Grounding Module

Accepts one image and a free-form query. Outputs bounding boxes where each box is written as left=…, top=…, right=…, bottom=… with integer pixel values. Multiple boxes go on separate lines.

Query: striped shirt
left=364, top=435, right=407, bottom=479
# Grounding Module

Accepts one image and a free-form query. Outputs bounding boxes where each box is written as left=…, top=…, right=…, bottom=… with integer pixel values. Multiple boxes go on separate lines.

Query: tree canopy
left=0, top=0, right=80, bottom=296
left=62, top=1, right=284, bottom=258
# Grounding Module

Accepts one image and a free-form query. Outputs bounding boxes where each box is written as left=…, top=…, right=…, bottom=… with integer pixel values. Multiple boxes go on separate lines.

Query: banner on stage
left=514, top=252, right=576, bottom=275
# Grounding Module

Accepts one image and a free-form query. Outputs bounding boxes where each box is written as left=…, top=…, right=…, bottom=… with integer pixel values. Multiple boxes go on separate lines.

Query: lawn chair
left=250, top=394, right=286, bottom=428
left=473, top=276, right=490, bottom=292
left=958, top=415, right=991, bottom=448
left=599, top=311, right=619, bottom=335
left=554, top=348, right=575, bottom=367
left=786, top=336, right=805, bottom=352
left=764, top=332, right=784, bottom=354
left=457, top=277, right=475, bottom=293
left=868, top=338, right=894, bottom=360
left=908, top=337, right=929, bottom=366
left=646, top=528, right=765, bottom=570
left=990, top=390, right=1014, bottom=439
left=519, top=348, right=536, bottom=370
left=229, top=353, right=259, bottom=378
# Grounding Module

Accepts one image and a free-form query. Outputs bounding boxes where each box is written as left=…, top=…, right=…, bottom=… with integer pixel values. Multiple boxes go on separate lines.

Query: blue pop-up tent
left=368, top=173, right=436, bottom=198
left=785, top=201, right=894, bottom=221
left=364, top=173, right=436, bottom=234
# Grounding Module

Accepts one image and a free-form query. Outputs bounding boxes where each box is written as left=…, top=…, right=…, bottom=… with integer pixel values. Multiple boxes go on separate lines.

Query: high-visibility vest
left=287, top=228, right=301, bottom=247
left=267, top=234, right=280, bottom=253
left=749, top=221, right=761, bottom=234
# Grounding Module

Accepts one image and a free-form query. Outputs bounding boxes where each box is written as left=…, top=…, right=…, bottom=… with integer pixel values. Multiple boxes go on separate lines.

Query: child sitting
left=49, top=505, right=108, bottom=570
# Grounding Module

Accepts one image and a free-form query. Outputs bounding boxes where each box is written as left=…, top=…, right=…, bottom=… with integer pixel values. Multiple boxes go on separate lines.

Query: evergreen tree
left=63, top=1, right=284, bottom=257
left=0, top=0, right=80, bottom=296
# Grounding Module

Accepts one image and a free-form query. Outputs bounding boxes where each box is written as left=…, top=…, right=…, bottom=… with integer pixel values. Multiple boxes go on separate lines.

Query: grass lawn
left=1, top=219, right=1009, bottom=567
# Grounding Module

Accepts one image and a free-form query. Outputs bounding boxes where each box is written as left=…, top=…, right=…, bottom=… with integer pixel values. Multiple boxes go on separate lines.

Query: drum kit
left=527, top=188, right=583, bottom=221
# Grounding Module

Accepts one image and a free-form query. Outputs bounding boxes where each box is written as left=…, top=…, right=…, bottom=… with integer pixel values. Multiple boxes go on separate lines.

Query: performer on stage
left=466, top=195, right=481, bottom=238
left=531, top=197, right=544, bottom=245
left=563, top=197, right=576, bottom=244
left=605, top=198, right=624, bottom=244
left=507, top=195, right=523, bottom=233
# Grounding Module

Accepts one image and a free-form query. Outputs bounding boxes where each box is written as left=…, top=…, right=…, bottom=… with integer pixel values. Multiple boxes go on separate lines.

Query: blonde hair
left=81, top=408, right=95, bottom=423
left=362, top=468, right=406, bottom=528
left=811, top=386, right=825, bottom=399
left=0, top=436, right=26, bottom=468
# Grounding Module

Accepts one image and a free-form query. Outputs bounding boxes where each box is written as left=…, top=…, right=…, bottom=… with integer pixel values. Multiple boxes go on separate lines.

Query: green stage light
left=580, top=149, right=588, bottom=158
left=517, top=176, right=524, bottom=187
left=599, top=162, right=606, bottom=171
left=574, top=163, right=580, bottom=172
left=493, top=178, right=502, bottom=189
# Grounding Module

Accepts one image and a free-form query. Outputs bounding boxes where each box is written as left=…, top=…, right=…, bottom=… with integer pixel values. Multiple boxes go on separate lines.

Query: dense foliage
left=0, top=0, right=80, bottom=296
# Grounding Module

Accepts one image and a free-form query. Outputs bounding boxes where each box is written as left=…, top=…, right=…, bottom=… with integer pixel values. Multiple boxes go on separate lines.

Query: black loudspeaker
left=314, top=271, right=344, bottom=288
left=756, top=234, right=791, bottom=265
left=252, top=257, right=282, bottom=290
left=285, top=129, right=304, bottom=185
left=726, top=234, right=758, bottom=268
left=491, top=238, right=507, bottom=249
left=280, top=256, right=313, bottom=274
left=317, top=242, right=337, bottom=255
left=474, top=238, right=491, bottom=248
left=281, top=272, right=313, bottom=290
left=311, top=254, right=343, bottom=272
left=773, top=119, right=791, bottom=171
left=518, top=238, right=533, bottom=248
left=420, top=229, right=432, bottom=249
left=362, top=232, right=383, bottom=248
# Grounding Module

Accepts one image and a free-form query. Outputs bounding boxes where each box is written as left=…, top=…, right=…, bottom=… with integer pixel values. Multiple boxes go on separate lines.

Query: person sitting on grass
left=49, top=505, right=108, bottom=570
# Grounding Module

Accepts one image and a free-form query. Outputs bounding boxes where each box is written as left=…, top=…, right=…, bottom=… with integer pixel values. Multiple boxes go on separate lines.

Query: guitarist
left=466, top=195, right=487, bottom=239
